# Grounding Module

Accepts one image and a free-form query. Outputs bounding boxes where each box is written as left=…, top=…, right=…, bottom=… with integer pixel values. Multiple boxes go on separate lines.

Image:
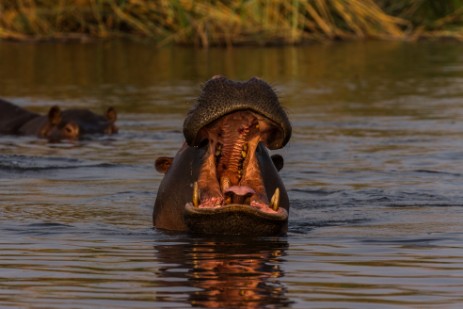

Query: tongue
left=224, top=186, right=256, bottom=205
left=225, top=186, right=255, bottom=196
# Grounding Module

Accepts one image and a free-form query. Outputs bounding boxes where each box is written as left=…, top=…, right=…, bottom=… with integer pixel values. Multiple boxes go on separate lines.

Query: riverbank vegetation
left=1, top=0, right=463, bottom=46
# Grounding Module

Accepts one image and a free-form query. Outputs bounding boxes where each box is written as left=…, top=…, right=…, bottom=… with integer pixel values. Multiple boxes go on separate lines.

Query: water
left=0, top=40, right=462, bottom=308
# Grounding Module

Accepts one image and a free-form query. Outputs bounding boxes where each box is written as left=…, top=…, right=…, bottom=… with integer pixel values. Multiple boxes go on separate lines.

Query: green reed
left=1, top=0, right=462, bottom=45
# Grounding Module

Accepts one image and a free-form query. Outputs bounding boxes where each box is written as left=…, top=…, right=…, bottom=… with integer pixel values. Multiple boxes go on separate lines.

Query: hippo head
left=40, top=106, right=80, bottom=142
left=154, top=76, right=292, bottom=236
left=60, top=106, right=118, bottom=136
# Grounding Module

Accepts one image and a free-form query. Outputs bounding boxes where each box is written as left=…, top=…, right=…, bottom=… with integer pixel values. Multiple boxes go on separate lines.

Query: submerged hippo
left=0, top=98, right=79, bottom=141
left=61, top=107, right=118, bottom=135
left=153, top=76, right=292, bottom=236
left=0, top=99, right=118, bottom=141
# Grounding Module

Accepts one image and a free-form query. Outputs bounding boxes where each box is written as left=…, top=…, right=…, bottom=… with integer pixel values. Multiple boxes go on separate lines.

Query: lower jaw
left=184, top=202, right=288, bottom=236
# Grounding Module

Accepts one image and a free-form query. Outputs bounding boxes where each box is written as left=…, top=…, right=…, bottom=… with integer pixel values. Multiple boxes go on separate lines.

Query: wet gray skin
left=153, top=76, right=292, bottom=236
left=0, top=99, right=79, bottom=142
left=61, top=107, right=118, bottom=135
left=0, top=99, right=118, bottom=141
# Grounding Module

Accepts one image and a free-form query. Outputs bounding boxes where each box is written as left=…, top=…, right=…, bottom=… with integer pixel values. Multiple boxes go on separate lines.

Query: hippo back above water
left=0, top=99, right=79, bottom=141
left=0, top=99, right=118, bottom=141
left=61, top=107, right=118, bottom=135
left=153, top=76, right=292, bottom=236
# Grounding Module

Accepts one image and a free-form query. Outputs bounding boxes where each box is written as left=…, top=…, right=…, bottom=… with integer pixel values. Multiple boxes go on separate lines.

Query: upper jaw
left=188, top=111, right=282, bottom=215
left=183, top=76, right=292, bottom=150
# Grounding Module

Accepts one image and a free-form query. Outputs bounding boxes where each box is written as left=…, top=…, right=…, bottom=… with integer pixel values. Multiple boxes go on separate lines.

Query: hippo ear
left=155, top=157, right=174, bottom=174
left=48, top=106, right=62, bottom=126
left=106, top=107, right=117, bottom=123
left=271, top=154, right=284, bottom=172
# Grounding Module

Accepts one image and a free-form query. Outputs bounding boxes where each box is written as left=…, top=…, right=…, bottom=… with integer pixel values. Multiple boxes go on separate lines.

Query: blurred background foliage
left=1, top=0, right=463, bottom=46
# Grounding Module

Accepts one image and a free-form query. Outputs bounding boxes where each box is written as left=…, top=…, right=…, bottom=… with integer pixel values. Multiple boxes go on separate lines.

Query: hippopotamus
left=61, top=107, right=118, bottom=135
left=153, top=76, right=292, bottom=236
left=0, top=98, right=79, bottom=141
left=0, top=99, right=118, bottom=141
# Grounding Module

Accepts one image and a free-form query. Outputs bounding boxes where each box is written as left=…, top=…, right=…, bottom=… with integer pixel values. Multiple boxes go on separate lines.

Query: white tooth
left=221, top=176, right=230, bottom=192
left=193, top=182, right=200, bottom=207
left=215, top=144, right=222, bottom=156
left=270, top=187, right=280, bottom=211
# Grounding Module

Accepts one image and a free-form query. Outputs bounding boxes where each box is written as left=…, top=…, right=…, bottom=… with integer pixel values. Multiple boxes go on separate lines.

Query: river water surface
left=0, top=41, right=462, bottom=308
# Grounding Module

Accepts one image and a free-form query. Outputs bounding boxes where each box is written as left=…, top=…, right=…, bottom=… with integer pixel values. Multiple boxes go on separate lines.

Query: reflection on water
left=154, top=238, right=290, bottom=308
left=2, top=40, right=463, bottom=113
left=1, top=40, right=463, bottom=308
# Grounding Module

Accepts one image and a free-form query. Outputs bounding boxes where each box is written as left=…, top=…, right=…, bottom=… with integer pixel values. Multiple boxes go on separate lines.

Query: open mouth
left=185, top=110, right=287, bottom=220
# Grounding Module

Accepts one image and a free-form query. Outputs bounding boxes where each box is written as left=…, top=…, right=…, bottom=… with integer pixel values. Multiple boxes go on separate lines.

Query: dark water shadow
left=153, top=236, right=292, bottom=308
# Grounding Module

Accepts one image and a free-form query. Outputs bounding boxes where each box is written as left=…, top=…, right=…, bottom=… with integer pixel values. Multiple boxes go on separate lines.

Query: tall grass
left=379, top=0, right=463, bottom=39
left=1, top=0, right=463, bottom=46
